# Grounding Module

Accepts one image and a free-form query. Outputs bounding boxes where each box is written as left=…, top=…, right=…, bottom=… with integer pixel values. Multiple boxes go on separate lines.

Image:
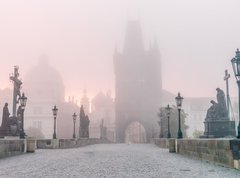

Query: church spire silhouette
left=123, top=20, right=144, bottom=54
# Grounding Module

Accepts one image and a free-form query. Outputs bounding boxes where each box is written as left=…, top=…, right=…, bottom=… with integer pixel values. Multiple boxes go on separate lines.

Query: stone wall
left=0, top=139, right=25, bottom=158
left=59, top=138, right=110, bottom=149
left=37, top=138, right=111, bottom=149
left=153, top=138, right=169, bottom=148
left=36, top=139, right=59, bottom=149
left=176, top=139, right=240, bottom=168
left=153, top=138, right=240, bottom=169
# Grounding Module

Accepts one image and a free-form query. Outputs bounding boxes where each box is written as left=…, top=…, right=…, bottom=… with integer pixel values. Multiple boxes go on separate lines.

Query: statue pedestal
left=0, top=127, right=12, bottom=138
left=203, top=120, right=236, bottom=138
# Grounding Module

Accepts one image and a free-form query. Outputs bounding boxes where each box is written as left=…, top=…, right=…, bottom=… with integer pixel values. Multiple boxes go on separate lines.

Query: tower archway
left=114, top=21, right=162, bottom=143
left=125, top=121, right=146, bottom=143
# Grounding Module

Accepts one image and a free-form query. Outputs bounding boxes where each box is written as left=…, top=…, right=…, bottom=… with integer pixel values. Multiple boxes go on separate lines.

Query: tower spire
left=123, top=20, right=144, bottom=54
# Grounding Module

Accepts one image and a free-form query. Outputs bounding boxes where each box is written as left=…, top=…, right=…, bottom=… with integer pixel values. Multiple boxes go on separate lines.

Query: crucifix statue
left=224, top=69, right=230, bottom=117
left=9, top=66, right=22, bottom=117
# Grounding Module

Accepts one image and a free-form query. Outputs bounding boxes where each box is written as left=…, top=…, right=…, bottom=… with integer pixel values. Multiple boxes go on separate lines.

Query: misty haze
left=0, top=1, right=240, bottom=177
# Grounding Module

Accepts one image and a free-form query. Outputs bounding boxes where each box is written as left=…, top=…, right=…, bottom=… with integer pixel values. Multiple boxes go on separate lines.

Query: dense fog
left=0, top=0, right=239, bottom=99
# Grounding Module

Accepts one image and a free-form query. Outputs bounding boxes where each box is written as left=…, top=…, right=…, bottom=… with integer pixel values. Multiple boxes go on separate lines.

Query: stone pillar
left=26, top=138, right=36, bottom=153
left=169, top=138, right=176, bottom=153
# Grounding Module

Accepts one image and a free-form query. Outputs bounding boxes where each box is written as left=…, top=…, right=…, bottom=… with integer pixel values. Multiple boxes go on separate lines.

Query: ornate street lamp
left=231, top=48, right=240, bottom=138
left=52, top=105, right=58, bottom=139
left=166, top=104, right=172, bottom=138
left=19, top=92, right=27, bottom=139
left=72, top=112, right=77, bottom=139
left=175, top=92, right=184, bottom=139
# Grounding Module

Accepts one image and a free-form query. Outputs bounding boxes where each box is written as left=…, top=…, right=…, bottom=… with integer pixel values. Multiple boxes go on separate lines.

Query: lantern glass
left=166, top=104, right=172, bottom=116
left=175, top=92, right=183, bottom=109
left=20, top=93, right=27, bottom=109
left=231, top=49, right=240, bottom=82
left=52, top=105, right=58, bottom=117
left=73, top=112, right=77, bottom=121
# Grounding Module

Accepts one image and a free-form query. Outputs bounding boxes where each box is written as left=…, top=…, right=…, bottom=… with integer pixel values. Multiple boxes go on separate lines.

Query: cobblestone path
left=0, top=144, right=239, bottom=177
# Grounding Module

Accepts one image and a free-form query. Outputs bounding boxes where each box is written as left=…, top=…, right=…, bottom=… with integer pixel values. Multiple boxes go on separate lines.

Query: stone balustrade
left=154, top=138, right=240, bottom=169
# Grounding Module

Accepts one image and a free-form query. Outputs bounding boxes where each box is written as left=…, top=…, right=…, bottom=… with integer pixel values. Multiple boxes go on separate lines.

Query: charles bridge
left=1, top=50, right=240, bottom=176
left=0, top=137, right=240, bottom=177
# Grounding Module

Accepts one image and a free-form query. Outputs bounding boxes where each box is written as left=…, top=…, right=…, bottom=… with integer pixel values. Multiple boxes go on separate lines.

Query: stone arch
left=124, top=121, right=147, bottom=143
left=116, top=116, right=155, bottom=143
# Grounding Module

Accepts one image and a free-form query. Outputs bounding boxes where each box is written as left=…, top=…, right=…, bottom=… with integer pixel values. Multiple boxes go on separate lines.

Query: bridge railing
left=0, top=138, right=25, bottom=158
left=153, top=138, right=240, bottom=169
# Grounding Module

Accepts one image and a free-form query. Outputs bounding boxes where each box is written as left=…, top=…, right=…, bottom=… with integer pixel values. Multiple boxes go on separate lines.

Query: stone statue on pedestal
left=10, top=66, right=22, bottom=117
left=84, top=115, right=90, bottom=138
left=100, top=119, right=107, bottom=139
left=79, top=105, right=90, bottom=138
left=205, top=88, right=229, bottom=121
left=216, top=88, right=228, bottom=118
left=206, top=100, right=217, bottom=120
left=0, top=66, right=24, bottom=138
left=203, top=88, right=235, bottom=138
left=1, top=103, right=10, bottom=129
left=0, top=103, right=20, bottom=137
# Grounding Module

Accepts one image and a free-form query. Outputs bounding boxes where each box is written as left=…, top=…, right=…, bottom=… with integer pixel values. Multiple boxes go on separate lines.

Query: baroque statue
left=0, top=66, right=24, bottom=137
left=205, top=88, right=229, bottom=121
left=79, top=105, right=90, bottom=138
left=1, top=103, right=10, bottom=129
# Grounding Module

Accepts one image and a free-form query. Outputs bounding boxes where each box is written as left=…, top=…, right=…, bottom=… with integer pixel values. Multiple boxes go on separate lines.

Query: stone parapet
left=36, top=138, right=112, bottom=149
left=176, top=138, right=240, bottom=169
left=59, top=138, right=112, bottom=148
left=153, top=138, right=169, bottom=148
left=153, top=138, right=240, bottom=169
left=0, top=139, right=25, bottom=158
left=36, top=139, right=59, bottom=149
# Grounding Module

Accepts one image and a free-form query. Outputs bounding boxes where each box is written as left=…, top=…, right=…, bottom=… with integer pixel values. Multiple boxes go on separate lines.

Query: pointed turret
left=123, top=20, right=144, bottom=54
left=114, top=21, right=162, bottom=143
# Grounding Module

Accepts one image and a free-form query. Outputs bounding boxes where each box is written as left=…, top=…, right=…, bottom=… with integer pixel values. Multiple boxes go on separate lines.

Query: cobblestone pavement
left=0, top=144, right=239, bottom=178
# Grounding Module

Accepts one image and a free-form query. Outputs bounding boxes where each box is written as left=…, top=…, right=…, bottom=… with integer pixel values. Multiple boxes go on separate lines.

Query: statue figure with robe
left=79, top=105, right=90, bottom=138
left=216, top=88, right=228, bottom=118
left=205, top=88, right=228, bottom=121
left=203, top=87, right=235, bottom=138
left=1, top=103, right=10, bottom=128
left=206, top=100, right=218, bottom=120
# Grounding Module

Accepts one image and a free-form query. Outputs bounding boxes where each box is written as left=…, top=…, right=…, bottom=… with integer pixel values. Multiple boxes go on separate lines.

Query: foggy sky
left=0, top=0, right=240, bottom=101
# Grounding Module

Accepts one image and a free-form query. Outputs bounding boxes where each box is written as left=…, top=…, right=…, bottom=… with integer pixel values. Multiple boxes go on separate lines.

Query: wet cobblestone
left=0, top=144, right=239, bottom=177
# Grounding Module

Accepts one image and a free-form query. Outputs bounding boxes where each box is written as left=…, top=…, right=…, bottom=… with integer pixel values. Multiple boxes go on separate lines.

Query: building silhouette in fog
left=24, top=55, right=79, bottom=138
left=89, top=91, right=115, bottom=142
left=114, top=21, right=162, bottom=142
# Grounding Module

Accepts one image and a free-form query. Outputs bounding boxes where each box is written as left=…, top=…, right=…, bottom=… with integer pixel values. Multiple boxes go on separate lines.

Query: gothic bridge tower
left=114, top=21, right=162, bottom=142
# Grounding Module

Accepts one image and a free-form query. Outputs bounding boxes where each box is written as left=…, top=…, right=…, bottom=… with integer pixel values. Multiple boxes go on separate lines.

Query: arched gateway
left=114, top=21, right=162, bottom=143
left=125, top=122, right=146, bottom=143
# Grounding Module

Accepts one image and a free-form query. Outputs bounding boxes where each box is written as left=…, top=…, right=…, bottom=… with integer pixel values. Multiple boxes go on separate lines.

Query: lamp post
left=158, top=112, right=164, bottom=138
left=72, top=112, right=77, bottom=139
left=231, top=48, right=240, bottom=138
left=166, top=104, right=172, bottom=138
left=19, top=92, right=27, bottom=139
left=52, top=105, right=58, bottom=139
left=175, top=92, right=184, bottom=139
